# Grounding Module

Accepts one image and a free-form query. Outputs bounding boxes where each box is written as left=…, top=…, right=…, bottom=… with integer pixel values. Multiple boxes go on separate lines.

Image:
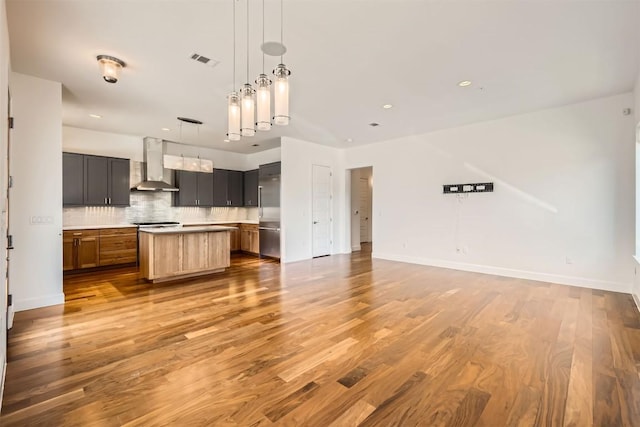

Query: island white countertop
left=181, top=220, right=258, bottom=226
left=63, top=224, right=138, bottom=231
left=139, top=225, right=237, bottom=234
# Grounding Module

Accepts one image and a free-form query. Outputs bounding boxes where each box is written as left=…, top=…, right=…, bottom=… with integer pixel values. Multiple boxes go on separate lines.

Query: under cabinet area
left=63, top=227, right=138, bottom=272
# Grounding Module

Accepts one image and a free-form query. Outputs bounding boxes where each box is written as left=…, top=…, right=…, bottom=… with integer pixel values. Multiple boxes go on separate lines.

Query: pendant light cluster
left=227, top=0, right=291, bottom=142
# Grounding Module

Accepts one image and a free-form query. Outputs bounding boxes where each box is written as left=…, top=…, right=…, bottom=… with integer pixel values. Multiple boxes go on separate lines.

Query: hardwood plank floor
left=1, top=247, right=640, bottom=426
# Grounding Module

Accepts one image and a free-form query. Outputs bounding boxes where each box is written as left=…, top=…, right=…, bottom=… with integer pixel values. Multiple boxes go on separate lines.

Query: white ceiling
left=6, top=0, right=640, bottom=154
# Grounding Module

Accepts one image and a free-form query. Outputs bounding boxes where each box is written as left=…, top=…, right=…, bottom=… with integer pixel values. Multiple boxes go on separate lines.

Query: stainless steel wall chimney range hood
left=134, top=137, right=178, bottom=191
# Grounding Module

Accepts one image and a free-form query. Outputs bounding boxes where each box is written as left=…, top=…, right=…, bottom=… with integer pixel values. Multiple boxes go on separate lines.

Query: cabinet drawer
left=240, top=223, right=258, bottom=231
left=64, top=229, right=99, bottom=239
left=99, top=250, right=137, bottom=266
left=99, top=235, right=137, bottom=251
left=100, top=227, right=137, bottom=237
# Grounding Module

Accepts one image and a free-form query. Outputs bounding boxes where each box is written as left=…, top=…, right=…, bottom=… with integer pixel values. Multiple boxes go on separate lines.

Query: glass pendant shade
left=227, top=91, right=241, bottom=141
left=273, top=64, right=291, bottom=126
left=241, top=84, right=256, bottom=137
left=96, top=55, right=125, bottom=84
left=255, top=74, right=272, bottom=131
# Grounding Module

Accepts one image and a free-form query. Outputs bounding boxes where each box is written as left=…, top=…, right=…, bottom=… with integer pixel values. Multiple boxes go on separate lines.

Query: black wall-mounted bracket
left=443, top=182, right=494, bottom=194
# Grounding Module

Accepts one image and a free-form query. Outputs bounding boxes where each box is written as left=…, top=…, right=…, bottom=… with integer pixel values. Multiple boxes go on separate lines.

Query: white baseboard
left=633, top=292, right=640, bottom=314
left=14, top=293, right=65, bottom=312
left=0, top=358, right=5, bottom=414
left=372, top=252, right=631, bottom=294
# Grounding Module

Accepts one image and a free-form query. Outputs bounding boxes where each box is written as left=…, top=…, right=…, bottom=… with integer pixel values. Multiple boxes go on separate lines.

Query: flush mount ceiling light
left=96, top=55, right=125, bottom=83
left=382, top=104, right=393, bottom=109
left=161, top=127, right=171, bottom=131
left=89, top=114, right=102, bottom=118
left=458, top=80, right=472, bottom=87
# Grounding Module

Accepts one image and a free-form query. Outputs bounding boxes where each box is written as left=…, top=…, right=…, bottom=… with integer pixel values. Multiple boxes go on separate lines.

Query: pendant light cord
left=262, top=0, right=265, bottom=73
left=280, top=0, right=283, bottom=63
left=246, top=0, right=250, bottom=83
left=233, top=0, right=236, bottom=90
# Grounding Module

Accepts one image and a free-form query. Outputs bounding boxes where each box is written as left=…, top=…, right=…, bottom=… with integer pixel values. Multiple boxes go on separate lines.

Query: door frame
left=311, top=164, right=333, bottom=258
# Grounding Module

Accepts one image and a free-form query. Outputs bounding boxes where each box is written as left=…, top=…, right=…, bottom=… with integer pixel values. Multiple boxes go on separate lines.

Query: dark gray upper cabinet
left=228, top=170, right=243, bottom=206
left=197, top=172, right=214, bottom=206
left=173, top=170, right=198, bottom=206
left=63, top=153, right=84, bottom=206
left=82, top=155, right=131, bottom=206
left=213, top=169, right=229, bottom=207
left=84, top=155, right=109, bottom=205
left=243, top=169, right=258, bottom=206
left=173, top=170, right=214, bottom=207
left=108, top=158, right=131, bottom=206
left=213, top=169, right=244, bottom=207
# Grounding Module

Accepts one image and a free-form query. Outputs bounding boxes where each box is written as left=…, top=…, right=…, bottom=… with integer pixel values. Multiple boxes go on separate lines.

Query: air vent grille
left=189, top=53, right=220, bottom=68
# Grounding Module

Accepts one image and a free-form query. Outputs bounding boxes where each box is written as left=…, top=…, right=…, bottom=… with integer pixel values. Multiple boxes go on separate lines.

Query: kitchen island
left=138, top=225, right=235, bottom=283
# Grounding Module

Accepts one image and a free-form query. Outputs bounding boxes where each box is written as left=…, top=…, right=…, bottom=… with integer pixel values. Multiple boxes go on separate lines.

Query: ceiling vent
left=190, top=53, right=220, bottom=68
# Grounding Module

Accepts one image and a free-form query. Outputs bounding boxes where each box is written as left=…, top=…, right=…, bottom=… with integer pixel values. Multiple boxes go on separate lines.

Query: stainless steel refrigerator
left=258, top=162, right=281, bottom=260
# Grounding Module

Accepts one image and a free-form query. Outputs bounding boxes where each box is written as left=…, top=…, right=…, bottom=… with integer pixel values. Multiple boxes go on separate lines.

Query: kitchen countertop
left=181, top=220, right=259, bottom=226
left=63, top=224, right=138, bottom=231
left=139, top=225, right=237, bottom=234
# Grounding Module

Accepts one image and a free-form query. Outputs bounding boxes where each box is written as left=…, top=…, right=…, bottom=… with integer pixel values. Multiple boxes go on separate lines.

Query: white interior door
left=312, top=165, right=332, bottom=257
left=359, top=177, right=370, bottom=243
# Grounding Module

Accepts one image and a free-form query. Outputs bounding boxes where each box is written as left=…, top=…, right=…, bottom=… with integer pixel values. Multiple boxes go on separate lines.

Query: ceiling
left=6, top=0, right=640, bottom=154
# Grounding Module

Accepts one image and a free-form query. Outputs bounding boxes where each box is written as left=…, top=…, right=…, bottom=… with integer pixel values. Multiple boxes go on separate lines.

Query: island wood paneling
left=2, top=246, right=639, bottom=426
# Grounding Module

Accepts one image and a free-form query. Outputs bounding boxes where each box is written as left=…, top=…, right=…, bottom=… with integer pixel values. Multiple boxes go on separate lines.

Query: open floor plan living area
left=1, top=0, right=640, bottom=425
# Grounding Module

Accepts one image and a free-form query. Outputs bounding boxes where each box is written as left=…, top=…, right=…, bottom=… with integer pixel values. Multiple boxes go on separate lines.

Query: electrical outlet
left=566, top=256, right=573, bottom=265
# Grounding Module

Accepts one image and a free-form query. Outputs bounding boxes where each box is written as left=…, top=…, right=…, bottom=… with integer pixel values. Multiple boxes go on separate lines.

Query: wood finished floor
left=1, top=246, right=640, bottom=426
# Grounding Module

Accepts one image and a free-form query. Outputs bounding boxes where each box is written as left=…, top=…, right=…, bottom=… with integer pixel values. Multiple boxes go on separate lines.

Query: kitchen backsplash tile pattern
left=63, top=160, right=258, bottom=226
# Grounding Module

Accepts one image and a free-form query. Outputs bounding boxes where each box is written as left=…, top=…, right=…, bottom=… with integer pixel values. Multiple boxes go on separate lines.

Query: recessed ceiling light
left=369, top=122, right=380, bottom=127
left=382, top=104, right=393, bottom=109
left=458, top=80, right=472, bottom=87
left=89, top=114, right=102, bottom=119
left=223, top=139, right=230, bottom=143
left=346, top=138, right=353, bottom=143
left=252, top=144, right=260, bottom=147
left=161, top=127, right=171, bottom=131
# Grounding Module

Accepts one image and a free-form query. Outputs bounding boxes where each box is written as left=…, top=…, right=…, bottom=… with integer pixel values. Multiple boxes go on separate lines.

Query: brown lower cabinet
left=63, top=227, right=137, bottom=271
left=63, top=230, right=100, bottom=271
left=240, top=223, right=259, bottom=255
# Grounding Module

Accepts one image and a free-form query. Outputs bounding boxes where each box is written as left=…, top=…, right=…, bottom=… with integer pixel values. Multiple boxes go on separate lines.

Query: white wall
left=10, top=72, right=64, bottom=311
left=281, top=137, right=347, bottom=263
left=346, top=93, right=636, bottom=293
left=0, top=0, right=10, bottom=405
left=634, top=71, right=640, bottom=306
left=246, top=147, right=281, bottom=170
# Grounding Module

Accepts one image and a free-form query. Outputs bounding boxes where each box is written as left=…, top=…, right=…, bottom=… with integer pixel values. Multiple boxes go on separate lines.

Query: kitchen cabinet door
left=243, top=169, right=258, bottom=206
left=108, top=158, right=130, bottom=206
left=197, top=172, right=214, bottom=207
left=63, top=153, right=84, bottom=206
left=174, top=170, right=198, bottom=207
left=77, top=233, right=100, bottom=269
left=62, top=233, right=75, bottom=271
left=84, top=155, right=109, bottom=205
left=228, top=170, right=244, bottom=206
left=213, top=169, right=228, bottom=206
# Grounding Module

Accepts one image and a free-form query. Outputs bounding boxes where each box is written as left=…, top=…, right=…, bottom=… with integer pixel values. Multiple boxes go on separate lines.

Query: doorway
left=312, top=164, right=332, bottom=258
left=350, top=167, right=373, bottom=252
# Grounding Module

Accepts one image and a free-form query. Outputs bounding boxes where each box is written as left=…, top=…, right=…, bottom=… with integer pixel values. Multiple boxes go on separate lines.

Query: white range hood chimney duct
left=135, top=137, right=178, bottom=191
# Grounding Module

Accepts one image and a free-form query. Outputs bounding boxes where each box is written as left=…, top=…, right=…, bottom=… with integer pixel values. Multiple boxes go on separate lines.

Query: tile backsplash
left=63, top=160, right=258, bottom=226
